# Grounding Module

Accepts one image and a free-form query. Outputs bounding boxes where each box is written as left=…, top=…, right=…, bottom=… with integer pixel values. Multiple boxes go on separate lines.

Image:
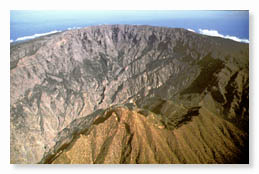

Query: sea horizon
left=10, top=10, right=249, bottom=43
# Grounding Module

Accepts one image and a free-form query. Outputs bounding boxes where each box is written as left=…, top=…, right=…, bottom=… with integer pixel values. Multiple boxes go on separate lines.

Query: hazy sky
left=10, top=10, right=249, bottom=42
left=11, top=10, right=248, bottom=22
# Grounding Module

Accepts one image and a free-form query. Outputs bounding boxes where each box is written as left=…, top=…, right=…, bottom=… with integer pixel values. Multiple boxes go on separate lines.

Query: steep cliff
left=10, top=25, right=249, bottom=164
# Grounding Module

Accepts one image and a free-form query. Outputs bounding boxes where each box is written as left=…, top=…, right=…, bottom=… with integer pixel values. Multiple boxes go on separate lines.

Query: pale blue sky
left=10, top=10, right=249, bottom=42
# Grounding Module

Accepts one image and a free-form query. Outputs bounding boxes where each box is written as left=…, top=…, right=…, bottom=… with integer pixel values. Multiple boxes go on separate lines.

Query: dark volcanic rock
left=10, top=25, right=249, bottom=163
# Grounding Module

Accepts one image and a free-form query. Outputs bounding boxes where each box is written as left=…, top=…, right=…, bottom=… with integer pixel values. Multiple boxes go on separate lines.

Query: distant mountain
left=10, top=25, right=249, bottom=164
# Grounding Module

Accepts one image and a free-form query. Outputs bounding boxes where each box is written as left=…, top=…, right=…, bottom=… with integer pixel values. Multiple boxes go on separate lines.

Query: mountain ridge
left=40, top=102, right=248, bottom=164
left=10, top=25, right=249, bottom=163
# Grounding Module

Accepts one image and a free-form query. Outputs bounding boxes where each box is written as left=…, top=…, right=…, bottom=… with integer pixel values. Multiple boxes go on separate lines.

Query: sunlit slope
left=10, top=25, right=248, bottom=163
left=46, top=101, right=247, bottom=164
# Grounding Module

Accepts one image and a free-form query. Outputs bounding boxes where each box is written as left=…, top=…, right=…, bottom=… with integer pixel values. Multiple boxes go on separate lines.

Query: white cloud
left=67, top=26, right=82, bottom=30
left=198, top=29, right=249, bottom=43
left=15, top=30, right=61, bottom=42
left=10, top=40, right=13, bottom=43
left=187, top=28, right=195, bottom=32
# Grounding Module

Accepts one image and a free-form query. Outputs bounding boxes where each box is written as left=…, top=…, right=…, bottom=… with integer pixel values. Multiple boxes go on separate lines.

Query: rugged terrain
left=10, top=25, right=249, bottom=164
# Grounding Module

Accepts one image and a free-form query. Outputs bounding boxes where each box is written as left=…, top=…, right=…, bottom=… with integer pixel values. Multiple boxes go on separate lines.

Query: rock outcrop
left=10, top=25, right=249, bottom=164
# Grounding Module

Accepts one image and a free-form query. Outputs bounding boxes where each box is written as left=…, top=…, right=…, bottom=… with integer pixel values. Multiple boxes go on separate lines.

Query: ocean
left=10, top=10, right=249, bottom=43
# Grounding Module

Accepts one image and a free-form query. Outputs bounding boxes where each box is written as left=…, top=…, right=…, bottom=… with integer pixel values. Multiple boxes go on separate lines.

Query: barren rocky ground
left=10, top=25, right=249, bottom=164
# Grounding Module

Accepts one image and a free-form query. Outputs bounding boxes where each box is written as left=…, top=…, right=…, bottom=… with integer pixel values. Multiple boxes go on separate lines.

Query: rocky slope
left=42, top=103, right=248, bottom=164
left=10, top=25, right=249, bottom=164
